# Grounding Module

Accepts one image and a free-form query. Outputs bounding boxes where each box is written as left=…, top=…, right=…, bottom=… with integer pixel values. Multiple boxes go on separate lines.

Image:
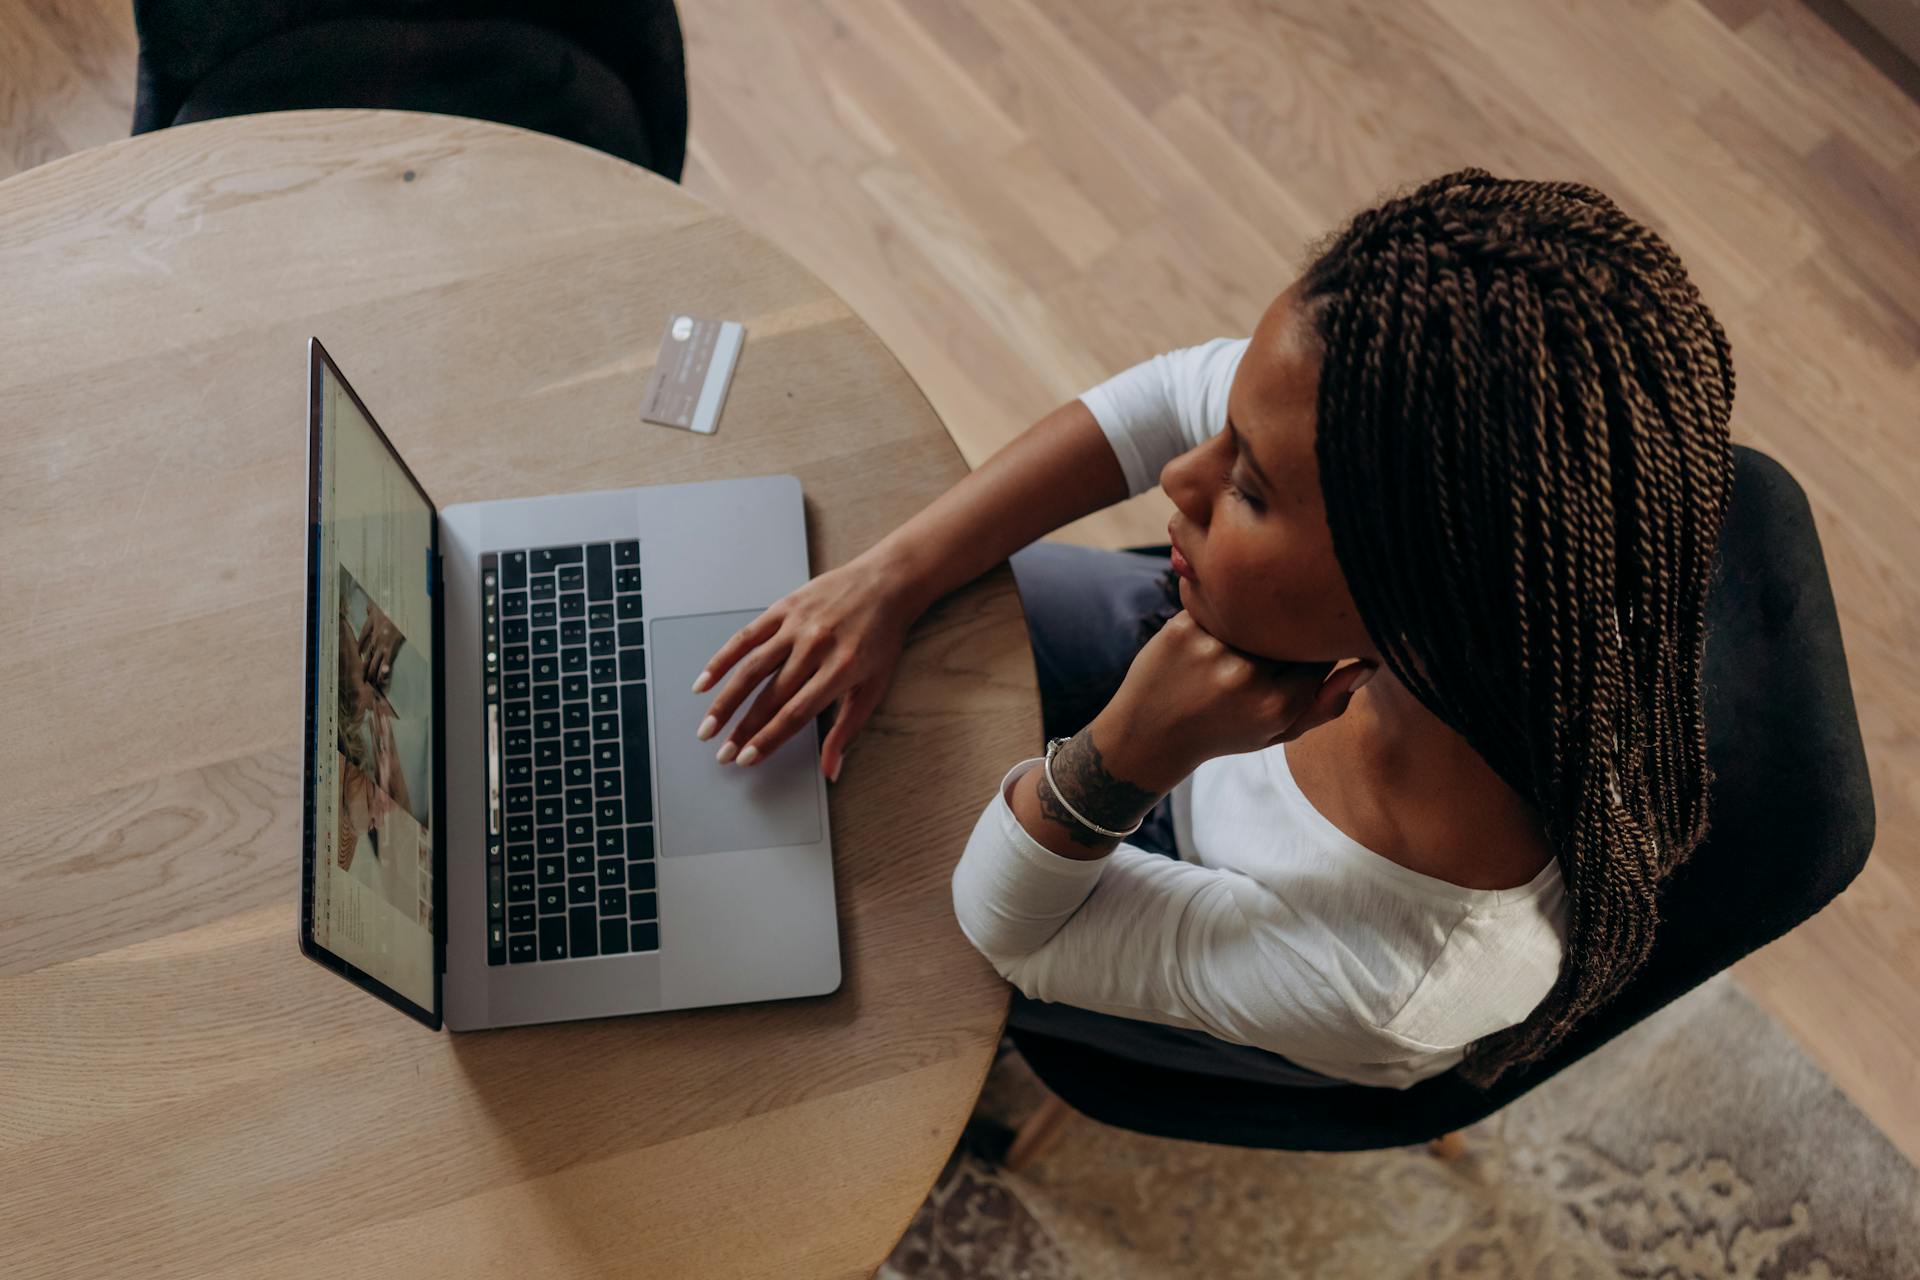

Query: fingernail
left=1349, top=664, right=1377, bottom=693
left=716, top=740, right=739, bottom=764
left=829, top=759, right=841, bottom=783
left=736, top=745, right=760, bottom=767
left=696, top=714, right=717, bottom=741
left=691, top=670, right=712, bottom=693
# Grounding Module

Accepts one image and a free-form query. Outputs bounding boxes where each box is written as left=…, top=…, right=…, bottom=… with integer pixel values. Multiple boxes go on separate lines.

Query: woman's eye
left=1225, top=477, right=1261, bottom=508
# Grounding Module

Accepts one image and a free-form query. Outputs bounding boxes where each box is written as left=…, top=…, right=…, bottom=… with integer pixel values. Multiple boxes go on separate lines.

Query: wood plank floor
left=7, top=0, right=1917, bottom=1163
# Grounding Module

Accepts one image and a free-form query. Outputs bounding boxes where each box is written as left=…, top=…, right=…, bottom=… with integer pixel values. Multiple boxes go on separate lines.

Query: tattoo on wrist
left=1038, top=728, right=1161, bottom=847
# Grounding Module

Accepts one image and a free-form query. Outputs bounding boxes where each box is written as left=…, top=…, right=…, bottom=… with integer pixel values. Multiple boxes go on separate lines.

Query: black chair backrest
left=132, top=0, right=687, bottom=180
left=1013, top=444, right=1876, bottom=1150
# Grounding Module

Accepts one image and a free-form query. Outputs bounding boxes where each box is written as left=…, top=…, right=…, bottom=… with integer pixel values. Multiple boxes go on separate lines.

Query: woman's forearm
left=868, top=399, right=1130, bottom=614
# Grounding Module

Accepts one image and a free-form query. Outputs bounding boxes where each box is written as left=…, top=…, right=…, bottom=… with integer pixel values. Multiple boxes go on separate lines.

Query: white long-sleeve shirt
left=950, top=339, right=1569, bottom=1089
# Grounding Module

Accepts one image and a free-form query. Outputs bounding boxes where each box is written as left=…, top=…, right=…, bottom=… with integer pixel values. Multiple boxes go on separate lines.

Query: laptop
left=299, top=337, right=841, bottom=1031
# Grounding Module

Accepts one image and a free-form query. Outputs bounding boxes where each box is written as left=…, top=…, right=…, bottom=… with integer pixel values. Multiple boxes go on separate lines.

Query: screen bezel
left=299, top=337, right=447, bottom=1030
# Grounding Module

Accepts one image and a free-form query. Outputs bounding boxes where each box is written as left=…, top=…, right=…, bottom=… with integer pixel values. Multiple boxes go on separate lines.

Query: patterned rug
left=882, top=974, right=1919, bottom=1278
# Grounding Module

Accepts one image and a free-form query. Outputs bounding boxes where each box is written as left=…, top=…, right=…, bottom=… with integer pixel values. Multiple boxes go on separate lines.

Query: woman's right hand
left=692, top=549, right=925, bottom=782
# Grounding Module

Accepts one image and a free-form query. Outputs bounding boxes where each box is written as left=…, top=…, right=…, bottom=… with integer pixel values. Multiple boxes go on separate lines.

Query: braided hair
left=1298, top=169, right=1735, bottom=1089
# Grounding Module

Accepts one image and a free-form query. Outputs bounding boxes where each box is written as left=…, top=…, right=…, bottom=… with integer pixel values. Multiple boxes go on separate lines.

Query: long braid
left=1299, top=170, right=1735, bottom=1088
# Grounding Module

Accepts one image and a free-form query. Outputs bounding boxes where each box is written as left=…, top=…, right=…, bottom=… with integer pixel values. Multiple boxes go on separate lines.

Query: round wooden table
left=0, top=110, right=1030, bottom=1279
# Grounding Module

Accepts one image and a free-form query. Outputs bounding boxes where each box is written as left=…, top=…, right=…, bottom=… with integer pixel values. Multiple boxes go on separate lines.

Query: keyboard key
left=505, top=672, right=531, bottom=699
left=618, top=621, right=646, bottom=648
left=597, top=828, right=623, bottom=856
left=627, top=825, right=654, bottom=860
left=569, top=876, right=595, bottom=905
left=621, top=686, right=653, bottom=823
left=599, top=918, right=629, bottom=955
left=501, top=589, right=527, bottom=616
left=587, top=544, right=613, bottom=601
left=632, top=920, right=659, bottom=951
left=597, top=857, right=624, bottom=886
left=615, top=541, right=639, bottom=565
left=508, top=874, right=534, bottom=904
left=562, top=675, right=588, bottom=702
left=503, top=618, right=529, bottom=645
left=534, top=711, right=560, bottom=738
left=592, top=687, right=619, bottom=713
left=530, top=577, right=556, bottom=602
left=531, top=602, right=557, bottom=628
left=600, top=887, right=626, bottom=916
left=503, top=646, right=529, bottom=672
left=539, top=915, right=567, bottom=960
left=594, top=770, right=620, bottom=798
left=616, top=567, right=642, bottom=593
left=532, top=655, right=558, bottom=682
left=532, top=631, right=557, bottom=656
left=558, top=566, right=584, bottom=593
left=507, top=847, right=534, bottom=874
left=590, top=657, right=617, bottom=683
left=564, top=760, right=589, bottom=788
left=534, top=740, right=559, bottom=767
left=629, top=890, right=657, bottom=920
left=566, top=817, right=592, bottom=846
left=561, top=620, right=586, bottom=647
left=505, top=786, right=532, bottom=814
left=506, top=758, right=532, bottom=785
left=533, top=685, right=559, bottom=711
left=594, top=742, right=620, bottom=769
left=617, top=595, right=644, bottom=619
left=561, top=647, right=587, bottom=674
left=592, top=713, right=619, bottom=742
left=534, top=546, right=583, bottom=570
left=619, top=649, right=647, bottom=682
left=537, top=828, right=563, bottom=854
left=538, top=884, right=565, bottom=913
left=595, top=798, right=622, bottom=827
left=568, top=847, right=593, bottom=875
left=537, top=856, right=565, bottom=886
left=509, top=936, right=537, bottom=963
left=502, top=551, right=528, bottom=590
left=561, top=594, right=586, bottom=620
left=565, top=788, right=592, bottom=816
left=535, top=797, right=562, bottom=826
left=627, top=861, right=656, bottom=891
left=535, top=767, right=561, bottom=797
left=564, top=704, right=589, bottom=730
left=564, top=730, right=591, bottom=758
left=504, top=703, right=530, bottom=728
left=589, top=632, right=616, bottom=657
left=588, top=603, right=615, bottom=630
left=570, top=905, right=599, bottom=957
left=508, top=902, right=534, bottom=931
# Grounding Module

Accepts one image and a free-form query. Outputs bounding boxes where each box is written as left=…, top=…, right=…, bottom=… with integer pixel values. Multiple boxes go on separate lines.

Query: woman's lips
left=1170, top=541, right=1197, bottom=582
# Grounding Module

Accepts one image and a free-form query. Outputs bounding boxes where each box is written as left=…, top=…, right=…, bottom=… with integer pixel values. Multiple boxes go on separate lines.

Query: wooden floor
left=8, top=0, right=1917, bottom=1162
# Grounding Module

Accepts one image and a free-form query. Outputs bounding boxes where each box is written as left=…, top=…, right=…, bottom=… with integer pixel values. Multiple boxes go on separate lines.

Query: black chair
left=131, top=0, right=687, bottom=181
left=990, top=444, right=1875, bottom=1157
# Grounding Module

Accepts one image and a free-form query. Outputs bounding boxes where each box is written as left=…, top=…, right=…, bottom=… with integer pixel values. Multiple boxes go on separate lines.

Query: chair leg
left=1428, top=1129, right=1467, bottom=1160
left=1003, top=1094, right=1073, bottom=1173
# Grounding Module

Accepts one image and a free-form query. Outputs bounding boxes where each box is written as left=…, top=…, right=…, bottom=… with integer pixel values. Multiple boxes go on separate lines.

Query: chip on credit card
left=640, top=314, right=745, bottom=435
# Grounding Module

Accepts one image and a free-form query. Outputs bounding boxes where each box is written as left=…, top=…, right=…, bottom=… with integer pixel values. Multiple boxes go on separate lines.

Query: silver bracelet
left=1042, top=735, right=1145, bottom=839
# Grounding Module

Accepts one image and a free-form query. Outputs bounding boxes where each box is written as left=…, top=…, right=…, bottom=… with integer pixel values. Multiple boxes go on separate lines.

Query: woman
left=685, top=169, right=1734, bottom=1091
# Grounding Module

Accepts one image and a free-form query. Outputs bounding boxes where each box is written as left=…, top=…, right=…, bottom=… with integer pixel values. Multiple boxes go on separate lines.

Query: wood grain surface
left=0, top=109, right=1026, bottom=1279
left=4, top=0, right=1918, bottom=1199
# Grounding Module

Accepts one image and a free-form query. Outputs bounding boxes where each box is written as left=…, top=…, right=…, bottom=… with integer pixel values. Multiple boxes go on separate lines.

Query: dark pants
left=1002, top=541, right=1344, bottom=1089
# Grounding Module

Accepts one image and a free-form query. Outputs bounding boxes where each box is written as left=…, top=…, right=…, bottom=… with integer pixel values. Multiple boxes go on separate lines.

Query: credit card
left=640, top=314, right=745, bottom=435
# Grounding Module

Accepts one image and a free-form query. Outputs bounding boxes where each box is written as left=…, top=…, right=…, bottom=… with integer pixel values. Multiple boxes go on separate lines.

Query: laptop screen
left=304, top=343, right=438, bottom=1021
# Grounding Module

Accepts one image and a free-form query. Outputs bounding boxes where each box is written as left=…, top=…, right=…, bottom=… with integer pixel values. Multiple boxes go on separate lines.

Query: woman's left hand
left=1093, top=611, right=1375, bottom=792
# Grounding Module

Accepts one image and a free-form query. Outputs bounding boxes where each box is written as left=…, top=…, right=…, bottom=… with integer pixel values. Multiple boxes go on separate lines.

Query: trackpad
left=649, top=610, right=824, bottom=859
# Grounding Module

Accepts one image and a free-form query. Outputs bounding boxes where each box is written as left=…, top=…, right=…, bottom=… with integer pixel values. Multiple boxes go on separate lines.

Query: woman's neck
left=1291, top=665, right=1554, bottom=889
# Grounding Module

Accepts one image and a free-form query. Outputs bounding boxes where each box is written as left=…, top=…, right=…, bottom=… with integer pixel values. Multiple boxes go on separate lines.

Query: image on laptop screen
left=308, top=356, right=436, bottom=1013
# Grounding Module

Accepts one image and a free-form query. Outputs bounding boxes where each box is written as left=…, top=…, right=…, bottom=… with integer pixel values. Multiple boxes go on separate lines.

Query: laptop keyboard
left=480, top=541, right=656, bottom=966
